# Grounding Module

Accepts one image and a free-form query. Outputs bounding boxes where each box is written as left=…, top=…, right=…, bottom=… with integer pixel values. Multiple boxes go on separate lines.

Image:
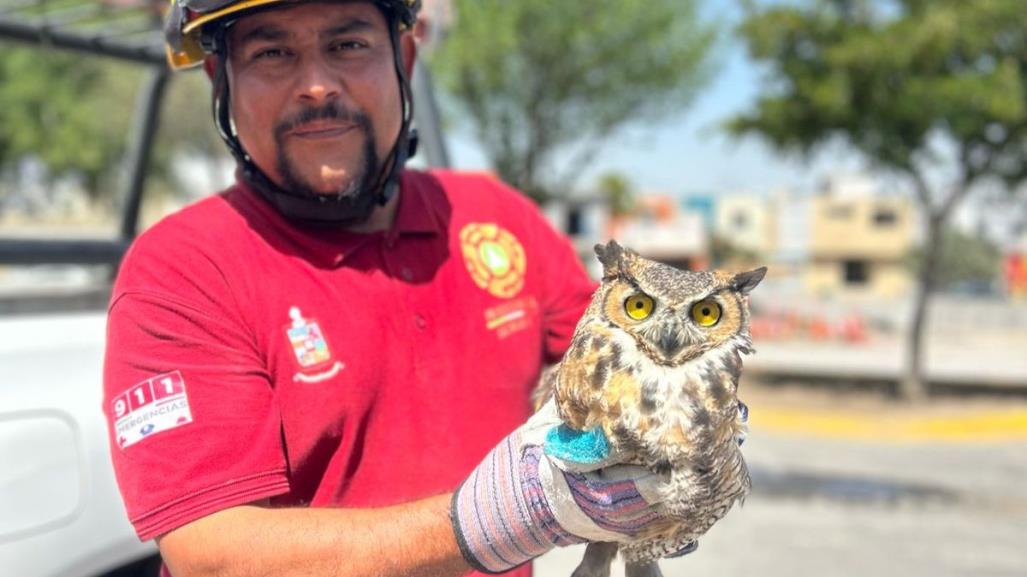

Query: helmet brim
left=167, top=0, right=295, bottom=69
left=181, top=0, right=296, bottom=36
left=166, top=0, right=419, bottom=69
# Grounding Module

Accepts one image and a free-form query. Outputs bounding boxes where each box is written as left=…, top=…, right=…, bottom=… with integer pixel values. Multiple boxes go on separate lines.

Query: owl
left=539, top=240, right=766, bottom=577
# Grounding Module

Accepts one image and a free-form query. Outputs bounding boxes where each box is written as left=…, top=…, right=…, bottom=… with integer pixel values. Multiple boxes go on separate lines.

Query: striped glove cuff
left=451, top=434, right=583, bottom=574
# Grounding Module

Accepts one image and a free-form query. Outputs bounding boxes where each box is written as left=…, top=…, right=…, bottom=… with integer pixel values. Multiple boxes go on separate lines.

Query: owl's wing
left=552, top=324, right=616, bottom=431
left=530, top=364, right=559, bottom=412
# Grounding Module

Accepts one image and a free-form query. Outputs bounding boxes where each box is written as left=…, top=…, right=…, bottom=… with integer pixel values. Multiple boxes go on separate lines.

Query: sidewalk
left=748, top=335, right=1027, bottom=388
left=532, top=382, right=1027, bottom=577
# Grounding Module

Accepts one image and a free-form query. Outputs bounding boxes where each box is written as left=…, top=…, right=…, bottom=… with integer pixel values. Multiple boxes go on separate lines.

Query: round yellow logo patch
left=460, top=223, right=527, bottom=299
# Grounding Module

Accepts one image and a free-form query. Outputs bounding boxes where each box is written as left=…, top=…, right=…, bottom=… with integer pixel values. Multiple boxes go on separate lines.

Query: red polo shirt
left=103, top=169, right=594, bottom=576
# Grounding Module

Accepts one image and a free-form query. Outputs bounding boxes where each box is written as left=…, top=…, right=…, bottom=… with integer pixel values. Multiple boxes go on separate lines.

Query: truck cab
left=0, top=2, right=448, bottom=575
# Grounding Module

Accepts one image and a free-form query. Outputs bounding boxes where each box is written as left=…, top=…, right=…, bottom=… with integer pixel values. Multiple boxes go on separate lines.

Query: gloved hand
left=450, top=398, right=672, bottom=574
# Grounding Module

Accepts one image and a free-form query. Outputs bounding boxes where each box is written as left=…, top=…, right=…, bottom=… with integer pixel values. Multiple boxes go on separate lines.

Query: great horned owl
left=541, top=241, right=766, bottom=577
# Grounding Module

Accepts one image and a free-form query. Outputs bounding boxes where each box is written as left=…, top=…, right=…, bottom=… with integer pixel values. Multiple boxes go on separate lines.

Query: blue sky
left=443, top=0, right=866, bottom=198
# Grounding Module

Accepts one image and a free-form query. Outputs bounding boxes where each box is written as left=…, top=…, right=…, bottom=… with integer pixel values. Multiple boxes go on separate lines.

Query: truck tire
left=100, top=554, right=162, bottom=577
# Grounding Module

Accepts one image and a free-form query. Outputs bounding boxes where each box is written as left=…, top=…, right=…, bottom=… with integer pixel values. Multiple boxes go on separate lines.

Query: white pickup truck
left=1, top=311, right=160, bottom=576
left=0, top=3, right=450, bottom=574
left=1, top=4, right=170, bottom=569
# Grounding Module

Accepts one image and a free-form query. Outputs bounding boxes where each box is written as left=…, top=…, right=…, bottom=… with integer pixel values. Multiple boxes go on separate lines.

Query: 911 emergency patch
left=111, top=370, right=193, bottom=449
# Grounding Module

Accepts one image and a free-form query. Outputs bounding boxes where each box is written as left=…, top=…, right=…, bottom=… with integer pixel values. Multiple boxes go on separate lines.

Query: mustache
left=274, top=102, right=372, bottom=140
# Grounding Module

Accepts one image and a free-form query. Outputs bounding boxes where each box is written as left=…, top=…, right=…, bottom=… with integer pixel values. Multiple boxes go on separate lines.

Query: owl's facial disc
left=637, top=310, right=703, bottom=364
left=642, top=296, right=733, bottom=364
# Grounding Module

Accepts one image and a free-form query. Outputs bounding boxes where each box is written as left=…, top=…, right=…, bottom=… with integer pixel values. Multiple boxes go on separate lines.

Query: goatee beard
left=273, top=102, right=379, bottom=201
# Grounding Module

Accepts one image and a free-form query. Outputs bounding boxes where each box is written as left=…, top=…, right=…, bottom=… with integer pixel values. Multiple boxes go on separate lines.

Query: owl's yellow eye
left=691, top=300, right=721, bottom=327
left=624, top=294, right=655, bottom=320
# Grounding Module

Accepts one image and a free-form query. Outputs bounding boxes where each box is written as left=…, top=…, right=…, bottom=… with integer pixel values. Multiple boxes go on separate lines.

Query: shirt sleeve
left=531, top=207, right=598, bottom=364
left=103, top=235, right=290, bottom=541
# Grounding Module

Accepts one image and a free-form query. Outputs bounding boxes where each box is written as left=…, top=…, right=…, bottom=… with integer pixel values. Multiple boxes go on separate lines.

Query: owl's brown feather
left=546, top=241, right=766, bottom=572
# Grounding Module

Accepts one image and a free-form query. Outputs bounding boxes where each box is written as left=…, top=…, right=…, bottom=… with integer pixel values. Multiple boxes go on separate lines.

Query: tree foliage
left=157, top=69, right=235, bottom=193
left=0, top=42, right=229, bottom=211
left=0, top=44, right=139, bottom=199
left=909, top=227, right=1002, bottom=291
left=731, top=0, right=1027, bottom=189
left=431, top=0, right=715, bottom=203
left=595, top=172, right=636, bottom=217
left=730, top=0, right=1027, bottom=399
left=710, top=234, right=761, bottom=268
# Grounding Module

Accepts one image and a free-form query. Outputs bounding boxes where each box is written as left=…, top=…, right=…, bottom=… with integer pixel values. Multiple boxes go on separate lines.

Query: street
left=533, top=382, right=1027, bottom=577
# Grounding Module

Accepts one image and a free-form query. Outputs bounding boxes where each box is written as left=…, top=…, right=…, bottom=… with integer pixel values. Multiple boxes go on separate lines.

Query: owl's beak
left=657, top=326, right=686, bottom=359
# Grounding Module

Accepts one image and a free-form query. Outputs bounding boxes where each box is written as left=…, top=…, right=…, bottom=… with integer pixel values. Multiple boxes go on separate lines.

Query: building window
left=873, top=208, right=897, bottom=226
left=566, top=208, right=584, bottom=236
left=843, top=260, right=869, bottom=285
left=732, top=211, right=749, bottom=230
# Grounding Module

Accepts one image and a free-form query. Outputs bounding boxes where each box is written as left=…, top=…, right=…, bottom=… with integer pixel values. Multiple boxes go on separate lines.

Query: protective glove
left=450, top=398, right=672, bottom=574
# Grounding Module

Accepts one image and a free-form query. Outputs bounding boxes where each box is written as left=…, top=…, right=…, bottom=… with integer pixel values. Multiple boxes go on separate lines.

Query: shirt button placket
left=381, top=239, right=429, bottom=375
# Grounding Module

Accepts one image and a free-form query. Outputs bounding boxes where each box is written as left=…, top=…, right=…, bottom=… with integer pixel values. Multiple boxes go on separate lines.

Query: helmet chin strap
left=209, top=13, right=418, bottom=227
left=371, top=19, right=419, bottom=208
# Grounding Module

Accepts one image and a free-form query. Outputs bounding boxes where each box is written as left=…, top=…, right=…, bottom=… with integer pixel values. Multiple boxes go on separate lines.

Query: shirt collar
left=230, top=170, right=442, bottom=268
left=389, top=170, right=443, bottom=237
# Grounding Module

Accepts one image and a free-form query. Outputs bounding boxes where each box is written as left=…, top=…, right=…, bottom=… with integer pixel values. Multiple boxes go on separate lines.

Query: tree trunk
left=900, top=215, right=942, bottom=401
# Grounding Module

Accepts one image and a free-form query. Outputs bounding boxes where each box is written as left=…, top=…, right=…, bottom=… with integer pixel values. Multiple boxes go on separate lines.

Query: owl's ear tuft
left=595, top=240, right=627, bottom=276
left=732, top=267, right=767, bottom=294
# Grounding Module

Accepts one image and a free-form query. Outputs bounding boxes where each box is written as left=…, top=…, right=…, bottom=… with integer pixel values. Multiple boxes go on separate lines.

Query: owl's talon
left=570, top=542, right=618, bottom=577
left=665, top=539, right=699, bottom=558
left=625, top=561, right=664, bottom=577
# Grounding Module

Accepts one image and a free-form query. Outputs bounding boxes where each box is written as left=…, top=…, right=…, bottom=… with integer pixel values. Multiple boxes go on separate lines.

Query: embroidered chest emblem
left=286, top=306, right=333, bottom=368
left=459, top=223, right=527, bottom=299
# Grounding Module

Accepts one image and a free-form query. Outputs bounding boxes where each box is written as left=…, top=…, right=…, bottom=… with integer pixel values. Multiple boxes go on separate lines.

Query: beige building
left=620, top=208, right=708, bottom=271
left=806, top=194, right=915, bottom=298
left=715, top=195, right=775, bottom=257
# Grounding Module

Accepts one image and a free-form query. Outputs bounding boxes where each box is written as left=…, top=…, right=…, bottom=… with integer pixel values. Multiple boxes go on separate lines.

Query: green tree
left=710, top=234, right=760, bottom=268
left=730, top=0, right=1027, bottom=399
left=0, top=42, right=229, bottom=215
left=157, top=69, right=236, bottom=195
left=0, top=44, right=139, bottom=202
left=595, top=172, right=636, bottom=217
left=909, top=227, right=1002, bottom=292
left=431, top=0, right=715, bottom=204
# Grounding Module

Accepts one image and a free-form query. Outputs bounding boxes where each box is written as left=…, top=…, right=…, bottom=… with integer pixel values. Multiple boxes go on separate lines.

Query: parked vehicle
left=0, top=3, right=448, bottom=575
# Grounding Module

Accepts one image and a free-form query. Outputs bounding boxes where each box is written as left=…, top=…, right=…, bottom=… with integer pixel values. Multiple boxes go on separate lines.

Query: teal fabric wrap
left=544, top=425, right=610, bottom=464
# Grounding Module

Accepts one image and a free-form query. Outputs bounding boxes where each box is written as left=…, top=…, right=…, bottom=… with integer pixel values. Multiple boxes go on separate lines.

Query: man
left=104, top=2, right=678, bottom=576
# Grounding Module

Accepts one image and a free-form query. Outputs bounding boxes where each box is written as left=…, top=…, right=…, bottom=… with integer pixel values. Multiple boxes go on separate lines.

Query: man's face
left=226, top=1, right=402, bottom=198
